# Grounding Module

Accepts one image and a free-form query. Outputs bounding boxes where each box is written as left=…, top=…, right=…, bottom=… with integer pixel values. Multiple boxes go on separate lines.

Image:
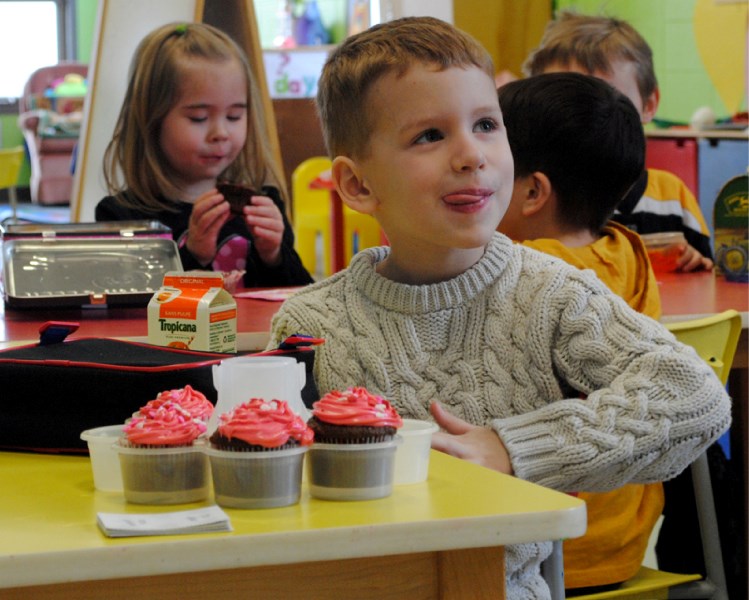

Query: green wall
left=555, top=0, right=748, bottom=123
left=76, top=0, right=99, bottom=63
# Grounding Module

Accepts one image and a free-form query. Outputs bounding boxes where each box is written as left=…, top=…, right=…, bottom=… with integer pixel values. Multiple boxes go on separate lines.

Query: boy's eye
left=414, top=129, right=443, bottom=144
left=188, top=116, right=208, bottom=123
left=474, top=118, right=498, bottom=133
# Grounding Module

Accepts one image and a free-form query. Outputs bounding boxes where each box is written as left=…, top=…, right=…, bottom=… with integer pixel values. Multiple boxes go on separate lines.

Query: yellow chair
left=0, top=146, right=25, bottom=223
left=291, top=157, right=381, bottom=279
left=566, top=309, right=741, bottom=600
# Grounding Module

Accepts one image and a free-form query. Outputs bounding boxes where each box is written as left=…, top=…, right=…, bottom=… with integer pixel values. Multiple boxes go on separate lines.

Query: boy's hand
left=241, top=194, right=284, bottom=268
left=677, top=243, right=714, bottom=272
left=429, top=401, right=513, bottom=474
left=187, top=189, right=231, bottom=266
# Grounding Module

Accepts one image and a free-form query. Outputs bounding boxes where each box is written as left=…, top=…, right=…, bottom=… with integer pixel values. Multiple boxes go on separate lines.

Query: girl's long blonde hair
left=103, top=22, right=286, bottom=213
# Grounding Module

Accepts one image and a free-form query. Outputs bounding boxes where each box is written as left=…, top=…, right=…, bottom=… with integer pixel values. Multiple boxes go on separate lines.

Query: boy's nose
left=451, top=137, right=485, bottom=172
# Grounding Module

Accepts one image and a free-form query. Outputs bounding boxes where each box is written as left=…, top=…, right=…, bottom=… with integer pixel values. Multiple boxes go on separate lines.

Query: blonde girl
left=97, top=22, right=313, bottom=287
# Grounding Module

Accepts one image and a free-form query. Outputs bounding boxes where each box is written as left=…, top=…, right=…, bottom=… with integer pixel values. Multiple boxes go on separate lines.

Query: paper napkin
left=97, top=506, right=232, bottom=538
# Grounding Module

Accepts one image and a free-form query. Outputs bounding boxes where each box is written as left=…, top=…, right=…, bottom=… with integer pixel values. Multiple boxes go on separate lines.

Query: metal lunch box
left=1, top=226, right=182, bottom=308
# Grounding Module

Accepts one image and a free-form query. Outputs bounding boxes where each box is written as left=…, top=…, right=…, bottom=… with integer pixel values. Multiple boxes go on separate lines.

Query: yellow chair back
left=291, top=156, right=333, bottom=220
left=0, top=146, right=25, bottom=222
left=291, top=156, right=381, bottom=279
left=0, top=146, right=24, bottom=189
left=665, top=309, right=742, bottom=386
left=571, top=309, right=741, bottom=600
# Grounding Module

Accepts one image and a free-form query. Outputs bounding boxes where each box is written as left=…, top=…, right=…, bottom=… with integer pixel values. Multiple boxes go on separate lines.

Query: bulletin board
left=70, top=0, right=281, bottom=223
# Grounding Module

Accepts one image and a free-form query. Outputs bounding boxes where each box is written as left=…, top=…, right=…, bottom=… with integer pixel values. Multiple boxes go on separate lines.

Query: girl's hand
left=676, top=243, right=714, bottom=272
left=429, top=401, right=513, bottom=474
left=241, top=194, right=284, bottom=267
left=186, top=189, right=231, bottom=266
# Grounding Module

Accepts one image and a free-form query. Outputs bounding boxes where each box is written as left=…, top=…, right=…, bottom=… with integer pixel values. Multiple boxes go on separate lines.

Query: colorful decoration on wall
left=693, top=0, right=748, bottom=114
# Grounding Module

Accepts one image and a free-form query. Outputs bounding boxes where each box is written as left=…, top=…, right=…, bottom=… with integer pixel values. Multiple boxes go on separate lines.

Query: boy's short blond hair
left=317, top=16, right=494, bottom=159
left=524, top=11, right=657, bottom=104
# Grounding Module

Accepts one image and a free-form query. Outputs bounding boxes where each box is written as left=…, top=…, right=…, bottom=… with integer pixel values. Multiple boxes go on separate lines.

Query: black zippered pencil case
left=0, top=334, right=320, bottom=454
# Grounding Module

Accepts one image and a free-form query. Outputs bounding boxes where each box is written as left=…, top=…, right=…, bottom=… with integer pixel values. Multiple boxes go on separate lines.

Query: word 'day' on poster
left=263, top=49, right=330, bottom=99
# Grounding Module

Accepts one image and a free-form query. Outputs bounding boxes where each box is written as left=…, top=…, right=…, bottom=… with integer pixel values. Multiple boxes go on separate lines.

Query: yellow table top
left=0, top=449, right=586, bottom=588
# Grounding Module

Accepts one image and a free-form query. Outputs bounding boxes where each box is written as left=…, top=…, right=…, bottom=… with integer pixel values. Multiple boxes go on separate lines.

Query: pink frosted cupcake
left=134, top=385, right=214, bottom=423
left=206, top=399, right=313, bottom=508
left=306, top=387, right=403, bottom=501
left=209, top=398, right=313, bottom=451
left=116, top=400, right=209, bottom=504
left=307, top=387, right=402, bottom=443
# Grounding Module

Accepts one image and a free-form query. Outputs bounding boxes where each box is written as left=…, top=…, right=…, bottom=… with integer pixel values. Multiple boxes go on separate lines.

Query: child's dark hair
left=498, top=72, right=644, bottom=234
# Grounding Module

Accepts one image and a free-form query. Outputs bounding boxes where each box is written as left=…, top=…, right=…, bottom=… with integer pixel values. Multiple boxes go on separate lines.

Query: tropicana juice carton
left=148, top=271, right=237, bottom=353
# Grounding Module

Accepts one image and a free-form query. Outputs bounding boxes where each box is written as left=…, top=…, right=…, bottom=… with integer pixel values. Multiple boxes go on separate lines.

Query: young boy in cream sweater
left=267, top=17, right=731, bottom=600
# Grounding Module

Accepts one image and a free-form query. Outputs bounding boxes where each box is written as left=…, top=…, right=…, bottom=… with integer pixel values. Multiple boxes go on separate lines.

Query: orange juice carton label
left=148, top=271, right=237, bottom=352
left=713, top=175, right=748, bottom=282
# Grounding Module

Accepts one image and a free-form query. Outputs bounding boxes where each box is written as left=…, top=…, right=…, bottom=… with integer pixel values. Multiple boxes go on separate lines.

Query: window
left=0, top=0, right=76, bottom=100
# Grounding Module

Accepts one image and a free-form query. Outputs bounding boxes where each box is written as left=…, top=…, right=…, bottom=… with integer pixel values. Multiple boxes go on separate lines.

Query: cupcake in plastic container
left=115, top=400, right=210, bottom=505
left=206, top=399, right=313, bottom=509
left=306, top=387, right=403, bottom=501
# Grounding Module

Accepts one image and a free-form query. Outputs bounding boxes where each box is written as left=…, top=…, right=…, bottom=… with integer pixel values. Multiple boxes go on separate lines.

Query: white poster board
left=70, top=0, right=199, bottom=222
left=264, top=48, right=330, bottom=99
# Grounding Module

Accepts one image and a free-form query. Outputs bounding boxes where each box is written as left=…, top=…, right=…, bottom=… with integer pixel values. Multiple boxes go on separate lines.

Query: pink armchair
left=17, top=62, right=88, bottom=205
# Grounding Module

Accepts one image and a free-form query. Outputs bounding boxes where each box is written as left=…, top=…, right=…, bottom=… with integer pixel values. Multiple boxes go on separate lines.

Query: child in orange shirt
left=498, top=72, right=662, bottom=595
left=523, top=11, right=713, bottom=272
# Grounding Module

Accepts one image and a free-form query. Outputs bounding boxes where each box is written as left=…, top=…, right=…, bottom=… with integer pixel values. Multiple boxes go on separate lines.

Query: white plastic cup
left=80, top=424, right=124, bottom=492
left=209, top=356, right=309, bottom=433
left=394, top=419, right=439, bottom=485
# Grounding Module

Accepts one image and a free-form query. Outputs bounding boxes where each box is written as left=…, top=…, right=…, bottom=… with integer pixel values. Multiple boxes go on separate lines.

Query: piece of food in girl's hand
left=217, top=182, right=257, bottom=215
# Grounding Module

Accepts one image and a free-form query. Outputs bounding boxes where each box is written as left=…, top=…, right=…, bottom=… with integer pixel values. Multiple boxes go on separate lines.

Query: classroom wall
left=555, top=0, right=748, bottom=123
left=6, top=1, right=745, bottom=189
left=76, top=0, right=99, bottom=62
left=454, top=0, right=551, bottom=78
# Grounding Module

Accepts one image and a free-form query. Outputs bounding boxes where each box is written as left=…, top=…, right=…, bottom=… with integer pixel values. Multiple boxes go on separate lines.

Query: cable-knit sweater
left=267, top=232, right=731, bottom=600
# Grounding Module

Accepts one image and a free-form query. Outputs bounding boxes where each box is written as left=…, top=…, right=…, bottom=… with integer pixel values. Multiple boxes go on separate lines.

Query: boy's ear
left=331, top=156, right=376, bottom=215
left=519, top=172, right=553, bottom=217
left=641, top=88, right=660, bottom=124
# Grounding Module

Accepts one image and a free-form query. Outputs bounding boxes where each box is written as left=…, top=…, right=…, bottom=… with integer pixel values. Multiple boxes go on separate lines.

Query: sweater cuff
left=491, top=409, right=585, bottom=490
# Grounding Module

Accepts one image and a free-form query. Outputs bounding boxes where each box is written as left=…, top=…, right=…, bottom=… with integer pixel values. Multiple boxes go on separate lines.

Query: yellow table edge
left=1, top=449, right=586, bottom=588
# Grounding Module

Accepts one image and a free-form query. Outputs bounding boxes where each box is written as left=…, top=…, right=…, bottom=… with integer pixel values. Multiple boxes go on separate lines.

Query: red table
left=656, top=270, right=748, bottom=323
left=2, top=272, right=743, bottom=342
left=0, top=294, right=281, bottom=346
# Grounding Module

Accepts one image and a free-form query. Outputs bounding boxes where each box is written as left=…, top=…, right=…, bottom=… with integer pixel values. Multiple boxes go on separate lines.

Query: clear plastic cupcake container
left=394, top=419, right=439, bottom=485
left=80, top=424, right=125, bottom=492
left=306, top=439, right=400, bottom=501
left=204, top=445, right=308, bottom=509
left=115, top=441, right=209, bottom=505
